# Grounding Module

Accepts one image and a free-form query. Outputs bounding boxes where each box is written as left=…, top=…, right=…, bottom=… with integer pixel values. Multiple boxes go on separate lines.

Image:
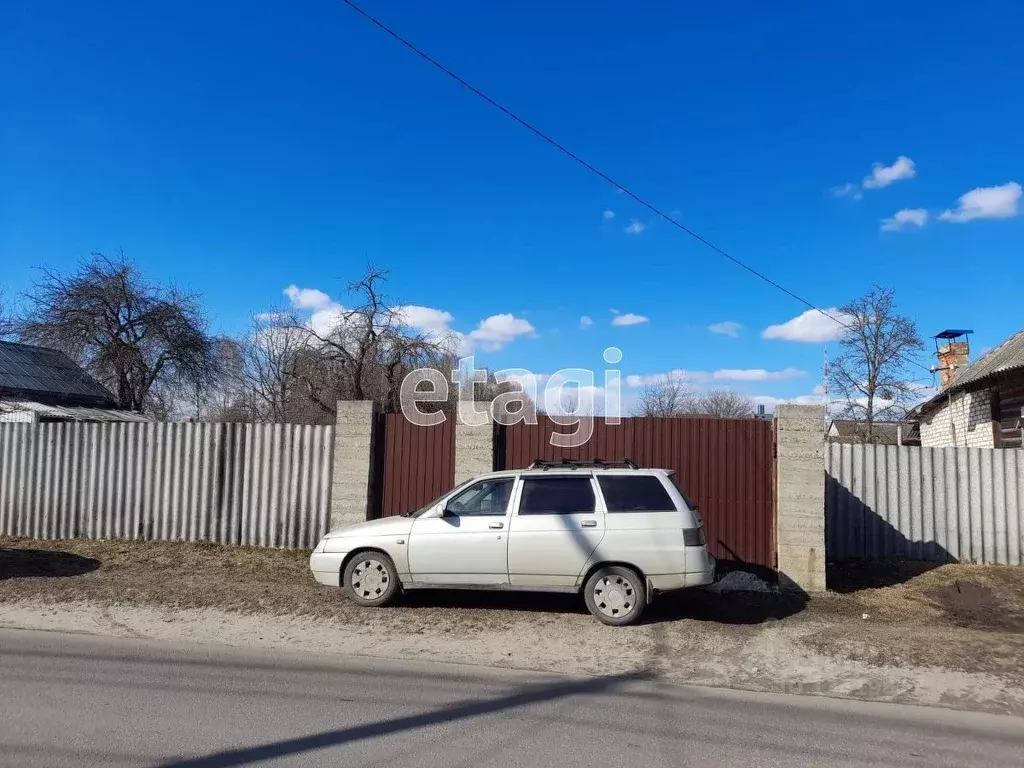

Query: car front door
left=407, top=477, right=514, bottom=585
left=507, top=474, right=606, bottom=588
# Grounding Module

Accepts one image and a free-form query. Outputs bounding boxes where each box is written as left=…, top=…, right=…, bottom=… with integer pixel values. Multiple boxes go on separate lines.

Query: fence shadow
left=825, top=474, right=954, bottom=592
left=0, top=548, right=101, bottom=580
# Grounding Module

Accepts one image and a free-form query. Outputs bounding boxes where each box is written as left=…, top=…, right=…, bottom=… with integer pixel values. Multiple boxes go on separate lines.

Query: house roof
left=918, top=328, right=1024, bottom=413
left=0, top=341, right=116, bottom=407
left=0, top=400, right=152, bottom=422
left=828, top=419, right=913, bottom=444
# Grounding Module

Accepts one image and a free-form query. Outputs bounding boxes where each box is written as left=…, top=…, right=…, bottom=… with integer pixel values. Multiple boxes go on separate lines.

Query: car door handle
left=488, top=521, right=504, bottom=529
left=581, top=520, right=598, bottom=528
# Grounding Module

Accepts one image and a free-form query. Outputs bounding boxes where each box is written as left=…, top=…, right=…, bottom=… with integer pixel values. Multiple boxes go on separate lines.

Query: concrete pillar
left=330, top=400, right=380, bottom=530
left=774, top=404, right=827, bottom=593
left=454, top=412, right=494, bottom=485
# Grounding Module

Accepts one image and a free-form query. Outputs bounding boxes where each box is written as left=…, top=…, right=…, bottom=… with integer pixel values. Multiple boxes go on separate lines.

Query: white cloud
left=939, top=182, right=1022, bottom=223
left=579, top=315, right=593, bottom=329
left=862, top=155, right=916, bottom=189
left=626, top=370, right=700, bottom=388
left=602, top=210, right=615, bottom=220
left=393, top=305, right=455, bottom=334
left=708, top=321, right=742, bottom=338
left=880, top=208, right=928, bottom=232
left=713, top=368, right=806, bottom=382
left=832, top=155, right=915, bottom=199
left=626, top=368, right=805, bottom=387
left=762, top=308, right=851, bottom=343
left=467, top=314, right=536, bottom=351
left=830, top=183, right=863, bottom=200
left=283, top=285, right=333, bottom=310
left=624, top=219, right=645, bottom=234
left=611, top=312, right=649, bottom=327
left=285, top=285, right=533, bottom=354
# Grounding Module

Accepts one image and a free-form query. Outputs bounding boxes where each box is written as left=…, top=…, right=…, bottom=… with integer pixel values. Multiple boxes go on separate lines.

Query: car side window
left=445, top=478, right=513, bottom=517
left=597, top=475, right=676, bottom=512
left=518, top=477, right=596, bottom=515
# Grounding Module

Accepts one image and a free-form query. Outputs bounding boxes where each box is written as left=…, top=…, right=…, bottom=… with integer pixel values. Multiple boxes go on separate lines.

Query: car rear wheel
left=343, top=552, right=399, bottom=607
left=584, top=566, right=645, bottom=626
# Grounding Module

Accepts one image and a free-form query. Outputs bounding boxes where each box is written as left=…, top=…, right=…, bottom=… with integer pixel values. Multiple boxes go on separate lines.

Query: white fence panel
left=826, top=443, right=1024, bottom=564
left=0, top=422, right=334, bottom=548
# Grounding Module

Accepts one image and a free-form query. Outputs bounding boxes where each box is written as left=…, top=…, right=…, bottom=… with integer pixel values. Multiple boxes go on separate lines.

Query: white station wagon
left=310, top=459, right=715, bottom=625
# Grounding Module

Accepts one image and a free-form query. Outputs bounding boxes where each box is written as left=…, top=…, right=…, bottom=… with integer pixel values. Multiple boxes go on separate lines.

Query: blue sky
left=3, top=0, right=1023, bottom=411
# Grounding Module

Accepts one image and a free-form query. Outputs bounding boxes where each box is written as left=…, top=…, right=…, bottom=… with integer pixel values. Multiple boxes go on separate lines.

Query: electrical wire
left=338, top=0, right=935, bottom=378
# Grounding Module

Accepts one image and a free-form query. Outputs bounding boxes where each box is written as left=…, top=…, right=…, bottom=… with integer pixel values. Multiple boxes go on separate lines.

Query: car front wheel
left=584, top=566, right=645, bottom=626
left=343, top=552, right=399, bottom=607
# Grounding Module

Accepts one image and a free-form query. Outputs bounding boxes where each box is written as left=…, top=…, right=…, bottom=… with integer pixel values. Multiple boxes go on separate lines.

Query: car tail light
left=683, top=526, right=706, bottom=546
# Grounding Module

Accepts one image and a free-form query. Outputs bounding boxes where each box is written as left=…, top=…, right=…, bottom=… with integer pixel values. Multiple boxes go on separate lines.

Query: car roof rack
left=527, top=458, right=639, bottom=471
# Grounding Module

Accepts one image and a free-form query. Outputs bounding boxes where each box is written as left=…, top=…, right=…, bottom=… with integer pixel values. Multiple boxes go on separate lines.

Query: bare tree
left=187, top=337, right=249, bottom=421
left=17, top=254, right=215, bottom=413
left=240, top=312, right=304, bottom=423
left=690, top=388, right=755, bottom=419
left=830, top=286, right=924, bottom=432
left=285, top=267, right=455, bottom=419
left=0, top=288, right=13, bottom=339
left=634, top=376, right=693, bottom=416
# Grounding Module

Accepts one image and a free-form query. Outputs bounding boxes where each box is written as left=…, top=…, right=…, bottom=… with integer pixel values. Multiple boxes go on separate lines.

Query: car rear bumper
left=648, top=556, right=716, bottom=594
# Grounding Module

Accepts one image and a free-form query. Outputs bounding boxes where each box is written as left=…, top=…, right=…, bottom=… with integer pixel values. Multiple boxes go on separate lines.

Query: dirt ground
left=2, top=536, right=1024, bottom=715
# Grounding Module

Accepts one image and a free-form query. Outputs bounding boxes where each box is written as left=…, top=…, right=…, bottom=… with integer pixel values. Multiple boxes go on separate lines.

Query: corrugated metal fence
left=826, top=443, right=1024, bottom=564
left=0, top=422, right=333, bottom=548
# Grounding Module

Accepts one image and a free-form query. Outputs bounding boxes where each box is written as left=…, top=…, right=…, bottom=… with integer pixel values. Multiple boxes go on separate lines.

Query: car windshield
left=404, top=477, right=477, bottom=517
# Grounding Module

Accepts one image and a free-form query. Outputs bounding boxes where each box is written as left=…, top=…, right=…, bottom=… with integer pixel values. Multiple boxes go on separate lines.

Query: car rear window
left=518, top=477, right=596, bottom=515
left=597, top=475, right=676, bottom=512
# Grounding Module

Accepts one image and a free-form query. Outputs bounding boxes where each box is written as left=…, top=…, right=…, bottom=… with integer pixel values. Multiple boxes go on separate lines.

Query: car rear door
left=506, top=474, right=605, bottom=588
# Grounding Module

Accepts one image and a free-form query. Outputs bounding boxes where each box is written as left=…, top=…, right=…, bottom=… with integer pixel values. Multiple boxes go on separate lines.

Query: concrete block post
left=774, top=404, right=827, bottom=593
left=330, top=400, right=380, bottom=530
left=454, top=414, right=495, bottom=486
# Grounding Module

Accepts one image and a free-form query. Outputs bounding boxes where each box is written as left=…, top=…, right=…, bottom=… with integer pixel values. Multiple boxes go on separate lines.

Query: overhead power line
left=337, top=0, right=934, bottom=378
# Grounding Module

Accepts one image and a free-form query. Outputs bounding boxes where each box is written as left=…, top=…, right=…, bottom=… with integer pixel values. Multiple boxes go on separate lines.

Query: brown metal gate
left=501, top=416, right=775, bottom=569
left=380, top=415, right=455, bottom=517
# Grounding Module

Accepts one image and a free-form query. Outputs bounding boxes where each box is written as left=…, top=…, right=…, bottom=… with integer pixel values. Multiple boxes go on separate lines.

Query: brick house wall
left=919, top=389, right=995, bottom=448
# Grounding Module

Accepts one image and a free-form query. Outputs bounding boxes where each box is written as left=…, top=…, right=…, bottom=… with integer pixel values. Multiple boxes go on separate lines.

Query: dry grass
left=3, top=536, right=1023, bottom=682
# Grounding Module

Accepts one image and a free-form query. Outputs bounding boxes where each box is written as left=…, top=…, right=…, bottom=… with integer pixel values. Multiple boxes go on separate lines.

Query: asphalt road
left=1, top=628, right=1022, bottom=767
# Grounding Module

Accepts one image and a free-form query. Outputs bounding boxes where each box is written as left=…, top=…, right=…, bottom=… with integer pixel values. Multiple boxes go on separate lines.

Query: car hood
left=323, top=516, right=415, bottom=539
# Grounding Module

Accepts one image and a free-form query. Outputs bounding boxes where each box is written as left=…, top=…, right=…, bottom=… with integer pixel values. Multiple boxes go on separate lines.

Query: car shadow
left=399, top=589, right=588, bottom=615
left=398, top=578, right=808, bottom=626
left=0, top=547, right=101, bottom=580
left=643, top=588, right=808, bottom=626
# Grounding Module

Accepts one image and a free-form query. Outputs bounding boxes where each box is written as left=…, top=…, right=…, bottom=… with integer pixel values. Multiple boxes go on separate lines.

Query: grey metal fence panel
left=826, top=443, right=1024, bottom=564
left=0, top=422, right=334, bottom=548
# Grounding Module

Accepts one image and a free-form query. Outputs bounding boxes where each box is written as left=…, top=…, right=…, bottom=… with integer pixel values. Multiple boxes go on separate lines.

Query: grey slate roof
left=917, top=328, right=1024, bottom=414
left=948, top=329, right=1024, bottom=390
left=0, top=400, right=151, bottom=422
left=0, top=341, right=116, bottom=407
